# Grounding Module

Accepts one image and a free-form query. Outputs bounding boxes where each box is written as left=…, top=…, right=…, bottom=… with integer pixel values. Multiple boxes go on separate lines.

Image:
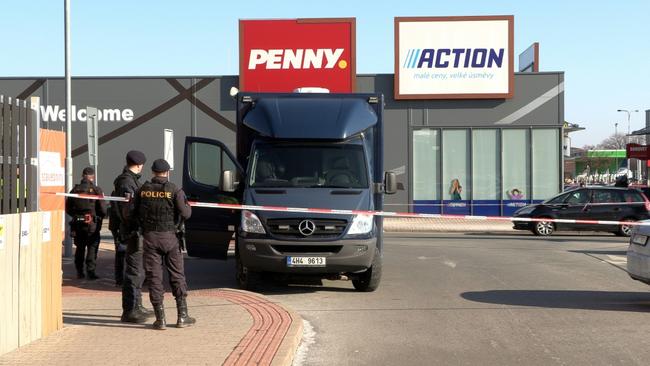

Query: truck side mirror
left=384, top=172, right=397, bottom=195
left=221, top=170, right=236, bottom=192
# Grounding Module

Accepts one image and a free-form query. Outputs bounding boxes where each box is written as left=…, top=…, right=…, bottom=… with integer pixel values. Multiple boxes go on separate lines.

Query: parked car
left=512, top=187, right=650, bottom=236
left=627, top=222, right=650, bottom=285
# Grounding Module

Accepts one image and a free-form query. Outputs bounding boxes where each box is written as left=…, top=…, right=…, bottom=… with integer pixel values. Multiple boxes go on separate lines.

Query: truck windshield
left=250, top=144, right=369, bottom=188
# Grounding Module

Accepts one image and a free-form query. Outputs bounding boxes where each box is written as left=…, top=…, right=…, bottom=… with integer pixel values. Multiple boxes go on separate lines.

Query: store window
left=412, top=129, right=440, bottom=200
left=502, top=129, right=530, bottom=200
left=442, top=130, right=470, bottom=201
left=532, top=129, right=560, bottom=200
left=472, top=129, right=500, bottom=200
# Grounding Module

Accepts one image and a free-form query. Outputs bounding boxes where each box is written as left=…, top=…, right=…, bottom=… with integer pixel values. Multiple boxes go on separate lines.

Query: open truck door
left=183, top=136, right=243, bottom=259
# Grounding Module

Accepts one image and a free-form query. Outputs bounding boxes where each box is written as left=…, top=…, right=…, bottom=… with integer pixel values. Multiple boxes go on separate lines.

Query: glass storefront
left=412, top=127, right=561, bottom=216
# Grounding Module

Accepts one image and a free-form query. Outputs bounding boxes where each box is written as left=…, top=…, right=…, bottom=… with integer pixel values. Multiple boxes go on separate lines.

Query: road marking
left=292, top=320, right=316, bottom=366
left=606, top=255, right=627, bottom=265
left=443, top=259, right=457, bottom=268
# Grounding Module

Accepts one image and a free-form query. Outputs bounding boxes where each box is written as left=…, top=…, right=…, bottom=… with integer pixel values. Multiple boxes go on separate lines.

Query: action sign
left=239, top=18, right=356, bottom=92
left=395, top=15, right=514, bottom=100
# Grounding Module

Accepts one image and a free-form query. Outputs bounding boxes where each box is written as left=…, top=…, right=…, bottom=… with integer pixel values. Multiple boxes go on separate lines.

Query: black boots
left=176, top=298, right=196, bottom=328
left=87, top=271, right=99, bottom=280
left=121, top=298, right=154, bottom=324
left=136, top=298, right=154, bottom=317
left=153, top=304, right=166, bottom=330
left=120, top=309, right=148, bottom=324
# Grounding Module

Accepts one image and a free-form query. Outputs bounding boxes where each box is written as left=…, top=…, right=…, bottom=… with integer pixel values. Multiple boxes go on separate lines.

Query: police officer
left=113, top=150, right=153, bottom=323
left=135, top=159, right=193, bottom=330
left=65, top=167, right=107, bottom=279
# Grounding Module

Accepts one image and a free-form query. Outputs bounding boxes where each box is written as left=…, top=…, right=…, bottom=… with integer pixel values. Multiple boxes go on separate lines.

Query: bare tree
left=597, top=133, right=644, bottom=149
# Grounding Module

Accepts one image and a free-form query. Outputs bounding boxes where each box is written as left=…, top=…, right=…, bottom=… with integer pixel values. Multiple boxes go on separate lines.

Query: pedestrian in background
left=135, top=159, right=194, bottom=330
left=65, top=167, right=107, bottom=280
left=113, top=150, right=154, bottom=323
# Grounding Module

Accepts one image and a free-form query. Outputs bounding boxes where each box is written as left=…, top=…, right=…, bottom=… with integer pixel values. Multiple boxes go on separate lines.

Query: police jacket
left=135, top=176, right=191, bottom=233
left=113, top=168, right=142, bottom=235
left=65, top=178, right=107, bottom=232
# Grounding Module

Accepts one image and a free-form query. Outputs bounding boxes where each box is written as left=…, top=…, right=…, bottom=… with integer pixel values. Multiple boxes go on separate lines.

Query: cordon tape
left=48, top=192, right=650, bottom=227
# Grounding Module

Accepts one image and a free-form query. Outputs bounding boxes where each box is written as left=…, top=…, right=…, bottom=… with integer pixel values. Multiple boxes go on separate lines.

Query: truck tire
left=352, top=248, right=382, bottom=292
left=236, top=250, right=260, bottom=290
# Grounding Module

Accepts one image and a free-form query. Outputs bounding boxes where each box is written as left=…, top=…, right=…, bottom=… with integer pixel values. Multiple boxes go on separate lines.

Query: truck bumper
left=238, top=237, right=377, bottom=274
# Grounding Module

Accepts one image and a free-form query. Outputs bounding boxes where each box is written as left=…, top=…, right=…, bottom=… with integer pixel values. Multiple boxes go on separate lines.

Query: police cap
left=82, top=167, right=95, bottom=176
left=151, top=159, right=170, bottom=173
left=126, top=150, right=146, bottom=166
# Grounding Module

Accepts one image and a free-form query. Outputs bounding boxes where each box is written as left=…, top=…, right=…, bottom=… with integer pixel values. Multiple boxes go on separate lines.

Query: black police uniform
left=65, top=176, right=107, bottom=279
left=113, top=150, right=153, bottom=323
left=135, top=159, right=193, bottom=330
left=108, top=195, right=125, bottom=286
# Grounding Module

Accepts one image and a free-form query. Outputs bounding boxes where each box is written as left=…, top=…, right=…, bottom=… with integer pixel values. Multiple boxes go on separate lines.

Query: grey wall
left=0, top=72, right=563, bottom=210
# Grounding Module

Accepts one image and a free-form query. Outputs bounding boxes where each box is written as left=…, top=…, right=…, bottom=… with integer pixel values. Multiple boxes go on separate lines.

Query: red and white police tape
left=49, top=192, right=650, bottom=227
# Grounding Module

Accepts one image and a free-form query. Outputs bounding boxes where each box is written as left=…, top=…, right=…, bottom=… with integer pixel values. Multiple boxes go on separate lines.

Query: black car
left=512, top=187, right=650, bottom=236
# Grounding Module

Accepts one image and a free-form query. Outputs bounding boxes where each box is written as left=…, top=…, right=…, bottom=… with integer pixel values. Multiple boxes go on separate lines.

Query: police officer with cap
left=135, top=158, right=193, bottom=330
left=65, top=167, right=107, bottom=279
left=113, top=150, right=154, bottom=323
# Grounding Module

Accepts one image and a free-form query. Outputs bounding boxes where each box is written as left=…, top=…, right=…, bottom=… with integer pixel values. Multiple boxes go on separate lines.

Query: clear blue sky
left=2, top=0, right=648, bottom=147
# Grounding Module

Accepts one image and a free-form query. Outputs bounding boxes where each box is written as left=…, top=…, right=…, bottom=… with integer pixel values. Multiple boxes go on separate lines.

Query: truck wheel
left=532, top=219, right=554, bottom=236
left=236, top=251, right=260, bottom=290
left=352, top=248, right=382, bottom=292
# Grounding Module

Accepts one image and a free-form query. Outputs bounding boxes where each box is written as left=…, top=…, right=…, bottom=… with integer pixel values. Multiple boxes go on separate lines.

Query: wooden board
left=0, top=214, right=20, bottom=355
left=18, top=212, right=43, bottom=347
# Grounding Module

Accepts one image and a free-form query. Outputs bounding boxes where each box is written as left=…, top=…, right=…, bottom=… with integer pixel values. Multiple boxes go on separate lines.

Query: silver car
left=627, top=221, right=650, bottom=284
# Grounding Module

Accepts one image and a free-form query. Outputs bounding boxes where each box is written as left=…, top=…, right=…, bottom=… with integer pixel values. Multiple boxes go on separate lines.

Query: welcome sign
left=394, top=16, right=514, bottom=100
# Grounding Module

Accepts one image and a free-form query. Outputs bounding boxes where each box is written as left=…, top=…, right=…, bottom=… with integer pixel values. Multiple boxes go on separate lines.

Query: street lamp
left=617, top=109, right=639, bottom=136
left=617, top=109, right=639, bottom=179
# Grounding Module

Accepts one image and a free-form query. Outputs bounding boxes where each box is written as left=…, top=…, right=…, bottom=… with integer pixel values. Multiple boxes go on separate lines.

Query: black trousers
left=143, top=231, right=188, bottom=306
left=74, top=230, right=99, bottom=274
left=112, top=229, right=125, bottom=284
left=121, top=235, right=145, bottom=312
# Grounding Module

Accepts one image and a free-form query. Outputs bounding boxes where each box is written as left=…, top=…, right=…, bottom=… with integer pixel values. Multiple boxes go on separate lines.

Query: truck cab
left=182, top=92, right=395, bottom=291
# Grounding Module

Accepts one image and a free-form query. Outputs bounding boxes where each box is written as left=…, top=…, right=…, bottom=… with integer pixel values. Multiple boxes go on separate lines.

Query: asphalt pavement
left=253, top=232, right=650, bottom=366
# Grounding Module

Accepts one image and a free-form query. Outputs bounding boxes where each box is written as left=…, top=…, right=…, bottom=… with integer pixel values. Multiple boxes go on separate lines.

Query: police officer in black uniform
left=135, top=159, right=194, bottom=330
left=113, top=150, right=153, bottom=323
left=65, top=167, right=107, bottom=279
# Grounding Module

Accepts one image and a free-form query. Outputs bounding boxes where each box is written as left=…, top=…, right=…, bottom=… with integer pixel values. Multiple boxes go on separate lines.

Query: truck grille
left=266, top=218, right=348, bottom=239
left=271, top=245, right=343, bottom=254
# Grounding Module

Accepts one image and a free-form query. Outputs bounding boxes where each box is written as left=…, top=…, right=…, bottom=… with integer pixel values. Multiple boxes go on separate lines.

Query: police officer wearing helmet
left=113, top=150, right=154, bottom=323
left=135, top=159, right=193, bottom=330
left=65, top=167, right=107, bottom=279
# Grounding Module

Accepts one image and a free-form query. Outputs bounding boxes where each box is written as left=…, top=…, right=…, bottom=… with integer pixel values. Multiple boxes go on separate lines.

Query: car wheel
left=533, top=219, right=555, bottom=236
left=352, top=248, right=382, bottom=292
left=617, top=219, right=635, bottom=237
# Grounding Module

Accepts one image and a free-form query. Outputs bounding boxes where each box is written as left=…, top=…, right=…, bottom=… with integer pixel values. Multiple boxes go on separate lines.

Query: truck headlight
left=242, top=210, right=266, bottom=234
left=347, top=214, right=374, bottom=235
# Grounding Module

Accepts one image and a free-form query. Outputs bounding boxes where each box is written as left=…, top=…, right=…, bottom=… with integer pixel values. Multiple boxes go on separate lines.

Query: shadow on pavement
left=569, top=249, right=628, bottom=256
left=63, top=313, right=150, bottom=330
left=461, top=290, right=650, bottom=312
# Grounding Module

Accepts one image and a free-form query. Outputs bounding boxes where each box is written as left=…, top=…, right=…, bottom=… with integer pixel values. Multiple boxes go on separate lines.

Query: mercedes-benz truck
left=182, top=91, right=396, bottom=291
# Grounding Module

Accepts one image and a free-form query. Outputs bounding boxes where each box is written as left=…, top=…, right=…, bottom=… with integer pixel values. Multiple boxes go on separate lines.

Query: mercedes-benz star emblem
left=298, top=220, right=316, bottom=236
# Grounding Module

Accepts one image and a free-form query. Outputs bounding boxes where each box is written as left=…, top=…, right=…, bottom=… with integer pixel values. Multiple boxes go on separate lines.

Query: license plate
left=632, top=234, right=648, bottom=246
left=287, top=256, right=326, bottom=267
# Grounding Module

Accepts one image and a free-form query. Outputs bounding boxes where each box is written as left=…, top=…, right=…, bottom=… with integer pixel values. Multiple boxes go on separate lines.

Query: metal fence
left=0, top=95, right=39, bottom=214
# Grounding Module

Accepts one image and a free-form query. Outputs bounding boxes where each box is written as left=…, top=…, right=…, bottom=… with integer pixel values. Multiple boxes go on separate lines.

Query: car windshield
left=249, top=143, right=369, bottom=188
